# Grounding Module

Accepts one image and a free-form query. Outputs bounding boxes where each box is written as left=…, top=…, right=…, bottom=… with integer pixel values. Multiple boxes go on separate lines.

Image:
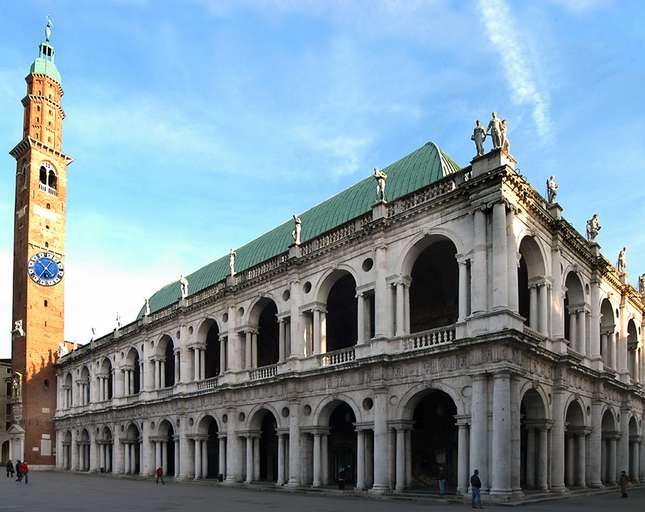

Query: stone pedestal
left=288, top=245, right=301, bottom=259
left=372, top=201, right=387, bottom=220
left=471, top=148, right=516, bottom=177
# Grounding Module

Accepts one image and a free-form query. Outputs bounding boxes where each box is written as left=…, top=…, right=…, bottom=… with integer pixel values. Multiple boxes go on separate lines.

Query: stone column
left=631, top=441, right=640, bottom=481
left=287, top=401, right=301, bottom=487
left=491, top=202, right=508, bottom=309
left=506, top=206, right=518, bottom=313
left=194, top=439, right=202, bottom=479
left=245, top=436, right=253, bottom=483
left=313, top=433, right=322, bottom=487
left=529, top=285, right=538, bottom=330
left=153, top=361, right=160, bottom=389
left=220, top=336, right=227, bottom=373
left=601, top=333, right=609, bottom=366
left=179, top=432, right=191, bottom=479
left=160, top=361, right=166, bottom=388
left=124, top=443, right=130, bottom=474
left=640, top=439, right=645, bottom=483
left=576, top=433, right=586, bottom=487
left=202, top=439, right=208, bottom=478
left=457, top=419, right=470, bottom=495
left=174, top=351, right=180, bottom=384
left=526, top=428, right=536, bottom=488
left=608, top=436, right=617, bottom=484
left=162, top=442, right=168, bottom=475
left=278, top=319, right=286, bottom=362
left=568, top=312, right=577, bottom=349
left=354, top=430, right=364, bottom=490
left=219, top=436, right=226, bottom=478
left=610, top=332, right=617, bottom=370
left=405, top=430, right=412, bottom=487
left=395, top=428, right=405, bottom=491
left=374, top=244, right=389, bottom=338
left=200, top=348, right=206, bottom=380
left=577, top=309, right=587, bottom=356
left=491, top=371, right=511, bottom=495
left=619, top=411, right=629, bottom=473
left=458, top=258, right=468, bottom=322
left=175, top=438, right=180, bottom=478
left=537, top=427, right=549, bottom=490
left=277, top=434, right=285, bottom=485
left=356, top=292, right=365, bottom=344
left=312, top=308, right=322, bottom=355
left=590, top=403, right=603, bottom=487
left=245, top=331, right=253, bottom=369
left=225, top=411, right=242, bottom=483
left=471, top=208, right=487, bottom=314
left=590, top=279, right=601, bottom=367
left=193, top=348, right=200, bottom=381
left=538, top=283, right=549, bottom=336
left=395, top=282, right=405, bottom=336
left=470, top=374, right=488, bottom=490
left=372, top=390, right=389, bottom=492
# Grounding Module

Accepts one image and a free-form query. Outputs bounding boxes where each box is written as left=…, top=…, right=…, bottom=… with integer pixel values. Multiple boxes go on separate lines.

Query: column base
left=285, top=479, right=301, bottom=489
left=368, top=484, right=390, bottom=495
left=223, top=476, right=239, bottom=485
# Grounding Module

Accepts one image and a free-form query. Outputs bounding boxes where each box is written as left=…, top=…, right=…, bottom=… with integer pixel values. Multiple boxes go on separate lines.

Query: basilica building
left=12, top=22, right=645, bottom=502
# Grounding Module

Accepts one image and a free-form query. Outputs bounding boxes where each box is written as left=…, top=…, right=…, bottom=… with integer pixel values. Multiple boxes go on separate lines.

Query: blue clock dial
left=28, top=252, right=64, bottom=286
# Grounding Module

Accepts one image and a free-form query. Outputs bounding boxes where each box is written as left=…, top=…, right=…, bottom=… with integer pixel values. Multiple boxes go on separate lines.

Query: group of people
left=5, top=459, right=29, bottom=484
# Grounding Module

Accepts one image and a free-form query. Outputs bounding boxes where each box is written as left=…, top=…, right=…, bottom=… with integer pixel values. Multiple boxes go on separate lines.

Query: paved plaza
left=0, top=473, right=643, bottom=512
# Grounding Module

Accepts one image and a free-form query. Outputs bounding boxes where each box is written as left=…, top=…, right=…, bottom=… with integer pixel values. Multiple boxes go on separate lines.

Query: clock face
left=28, top=252, right=64, bottom=286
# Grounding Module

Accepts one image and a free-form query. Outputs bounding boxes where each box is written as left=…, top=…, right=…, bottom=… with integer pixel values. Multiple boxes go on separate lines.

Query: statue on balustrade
left=586, top=214, right=601, bottom=242
left=617, top=247, right=627, bottom=274
left=229, top=249, right=237, bottom=277
left=471, top=119, right=487, bottom=157
left=292, top=214, right=302, bottom=246
left=179, top=275, right=189, bottom=299
left=373, top=167, right=387, bottom=203
left=546, top=175, right=558, bottom=204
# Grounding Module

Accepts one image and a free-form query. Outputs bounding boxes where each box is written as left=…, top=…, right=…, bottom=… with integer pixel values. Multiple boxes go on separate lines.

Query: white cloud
left=477, top=0, right=552, bottom=143
left=547, top=0, right=612, bottom=15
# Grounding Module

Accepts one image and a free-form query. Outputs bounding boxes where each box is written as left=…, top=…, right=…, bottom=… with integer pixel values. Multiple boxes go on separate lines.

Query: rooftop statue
left=617, top=247, right=627, bottom=274
left=45, top=16, right=53, bottom=42
left=500, top=119, right=510, bottom=154
left=144, top=297, right=151, bottom=316
left=586, top=214, right=601, bottom=242
left=57, top=342, right=68, bottom=358
left=292, top=215, right=302, bottom=246
left=179, top=275, right=189, bottom=299
left=640, top=273, right=645, bottom=295
left=471, top=119, right=487, bottom=157
left=487, top=112, right=503, bottom=150
left=374, top=167, right=388, bottom=203
left=229, top=248, right=237, bottom=277
left=546, top=176, right=558, bottom=204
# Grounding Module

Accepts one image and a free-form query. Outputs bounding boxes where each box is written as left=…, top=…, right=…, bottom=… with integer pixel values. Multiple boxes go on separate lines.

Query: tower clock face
left=28, top=252, right=64, bottom=286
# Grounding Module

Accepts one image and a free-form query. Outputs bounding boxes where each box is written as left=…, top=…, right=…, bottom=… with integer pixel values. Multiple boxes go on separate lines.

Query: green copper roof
left=139, top=141, right=461, bottom=318
left=29, top=41, right=61, bottom=84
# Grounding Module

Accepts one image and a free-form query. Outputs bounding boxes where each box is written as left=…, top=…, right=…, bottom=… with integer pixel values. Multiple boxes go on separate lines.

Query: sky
left=0, top=0, right=644, bottom=357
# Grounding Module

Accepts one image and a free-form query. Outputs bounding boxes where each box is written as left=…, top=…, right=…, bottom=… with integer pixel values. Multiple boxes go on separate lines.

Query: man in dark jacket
left=6, top=460, right=14, bottom=478
left=15, top=460, right=22, bottom=482
left=470, top=469, right=482, bottom=509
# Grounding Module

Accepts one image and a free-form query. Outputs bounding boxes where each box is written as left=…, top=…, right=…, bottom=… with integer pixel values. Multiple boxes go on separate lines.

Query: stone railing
left=300, top=214, right=371, bottom=256
left=249, top=364, right=278, bottom=381
left=240, top=254, right=289, bottom=284
left=185, top=282, right=226, bottom=308
left=196, top=376, right=218, bottom=391
left=156, top=388, right=174, bottom=399
left=401, top=325, right=456, bottom=352
left=387, top=175, right=458, bottom=218
left=320, top=346, right=356, bottom=367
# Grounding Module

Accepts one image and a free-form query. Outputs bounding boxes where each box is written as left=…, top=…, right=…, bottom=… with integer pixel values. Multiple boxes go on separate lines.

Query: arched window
left=39, top=162, right=58, bottom=195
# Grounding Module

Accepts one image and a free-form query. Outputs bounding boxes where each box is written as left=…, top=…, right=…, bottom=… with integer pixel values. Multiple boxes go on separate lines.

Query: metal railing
left=401, top=325, right=456, bottom=352
left=320, top=346, right=356, bottom=367
left=249, top=364, right=278, bottom=381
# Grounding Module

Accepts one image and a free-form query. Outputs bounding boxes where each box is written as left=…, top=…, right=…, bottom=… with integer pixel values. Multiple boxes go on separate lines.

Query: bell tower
left=9, top=17, right=72, bottom=467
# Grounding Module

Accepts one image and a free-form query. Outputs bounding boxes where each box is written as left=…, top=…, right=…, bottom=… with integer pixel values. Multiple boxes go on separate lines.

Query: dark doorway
left=328, top=402, right=357, bottom=485
left=327, top=275, right=358, bottom=351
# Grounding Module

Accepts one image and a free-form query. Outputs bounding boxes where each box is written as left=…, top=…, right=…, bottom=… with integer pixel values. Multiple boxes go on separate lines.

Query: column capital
left=454, top=414, right=471, bottom=427
left=387, top=420, right=414, bottom=431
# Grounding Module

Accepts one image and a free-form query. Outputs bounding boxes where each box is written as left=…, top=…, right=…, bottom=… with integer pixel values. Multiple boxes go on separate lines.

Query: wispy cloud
left=477, top=0, right=552, bottom=143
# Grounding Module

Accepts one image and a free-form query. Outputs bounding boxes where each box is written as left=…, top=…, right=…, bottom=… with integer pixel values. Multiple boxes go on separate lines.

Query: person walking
left=20, top=462, right=28, bottom=485
left=6, top=459, right=14, bottom=478
left=155, top=466, right=165, bottom=485
left=470, top=469, right=482, bottom=509
left=619, top=470, right=629, bottom=498
left=438, top=465, right=447, bottom=497
left=15, top=460, right=22, bottom=482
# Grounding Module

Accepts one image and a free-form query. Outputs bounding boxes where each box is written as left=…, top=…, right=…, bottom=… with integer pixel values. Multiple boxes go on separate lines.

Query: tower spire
left=30, top=15, right=61, bottom=84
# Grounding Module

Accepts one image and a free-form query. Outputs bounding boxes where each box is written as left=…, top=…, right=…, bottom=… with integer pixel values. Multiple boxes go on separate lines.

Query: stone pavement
left=0, top=472, right=643, bottom=512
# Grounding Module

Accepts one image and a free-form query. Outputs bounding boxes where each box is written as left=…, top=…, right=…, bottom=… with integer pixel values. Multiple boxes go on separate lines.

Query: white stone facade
left=54, top=149, right=645, bottom=500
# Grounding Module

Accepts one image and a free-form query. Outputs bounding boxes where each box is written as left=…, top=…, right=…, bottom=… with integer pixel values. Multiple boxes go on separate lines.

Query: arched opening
left=520, top=389, right=548, bottom=490
left=257, top=302, right=279, bottom=367
left=600, top=409, right=617, bottom=485
left=48, top=170, right=57, bottom=190
left=564, top=272, right=585, bottom=353
left=1, top=441, right=9, bottom=464
left=326, top=274, right=357, bottom=351
left=125, top=348, right=141, bottom=394
left=79, top=429, right=90, bottom=471
left=158, top=336, right=175, bottom=387
left=63, top=431, right=72, bottom=470
left=158, top=421, right=175, bottom=476
left=125, top=424, right=141, bottom=475
left=564, top=401, right=586, bottom=488
left=102, top=427, right=113, bottom=473
left=600, top=299, right=616, bottom=369
left=409, top=239, right=458, bottom=333
left=204, top=321, right=221, bottom=378
left=64, top=373, right=73, bottom=408
left=409, top=390, right=458, bottom=490
left=517, top=236, right=547, bottom=331
left=259, top=413, right=278, bottom=481
left=80, top=366, right=90, bottom=405
left=327, top=402, right=357, bottom=486
left=197, top=415, right=220, bottom=479
left=628, top=417, right=639, bottom=481
left=39, top=166, right=47, bottom=185
left=100, top=359, right=113, bottom=400
left=627, top=320, right=638, bottom=382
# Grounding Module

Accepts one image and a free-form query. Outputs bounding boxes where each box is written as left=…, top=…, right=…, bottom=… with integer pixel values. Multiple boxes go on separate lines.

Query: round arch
left=314, top=395, right=362, bottom=427
left=520, top=388, right=548, bottom=490
left=398, top=382, right=465, bottom=420
left=157, top=419, right=176, bottom=477
left=247, top=297, right=279, bottom=367
left=399, top=230, right=465, bottom=278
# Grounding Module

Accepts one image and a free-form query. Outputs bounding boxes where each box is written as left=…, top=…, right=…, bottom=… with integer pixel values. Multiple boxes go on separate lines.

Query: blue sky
left=1, top=0, right=644, bottom=356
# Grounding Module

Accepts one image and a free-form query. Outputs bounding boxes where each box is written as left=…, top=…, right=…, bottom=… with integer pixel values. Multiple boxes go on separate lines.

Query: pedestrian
left=6, top=459, right=14, bottom=478
left=619, top=470, right=629, bottom=498
left=155, top=466, right=165, bottom=485
left=438, top=465, right=447, bottom=497
left=15, top=459, right=22, bottom=482
left=470, top=469, right=482, bottom=509
left=20, top=462, right=28, bottom=484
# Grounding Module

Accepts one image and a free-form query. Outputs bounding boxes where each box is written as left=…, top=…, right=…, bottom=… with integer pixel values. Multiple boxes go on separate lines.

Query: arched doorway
left=520, top=389, right=548, bottom=490
left=162, top=337, right=176, bottom=387
left=1, top=440, right=9, bottom=463
left=628, top=416, right=639, bottom=481
left=158, top=421, right=175, bottom=476
left=64, top=373, right=73, bottom=408
left=600, top=409, right=617, bottom=485
left=517, top=236, right=547, bottom=332
left=564, top=401, right=586, bottom=488
left=326, top=274, right=358, bottom=352
left=101, top=427, right=113, bottom=473
left=260, top=413, right=278, bottom=481
left=409, top=390, right=458, bottom=490
left=600, top=300, right=616, bottom=369
left=257, top=302, right=279, bottom=367
left=196, top=415, right=219, bottom=479
left=125, top=423, right=141, bottom=475
left=627, top=321, right=638, bottom=382
left=125, top=348, right=141, bottom=395
left=327, top=402, right=357, bottom=486
left=564, top=273, right=585, bottom=354
left=409, top=239, right=458, bottom=333
left=79, top=366, right=90, bottom=405
left=79, top=429, right=90, bottom=471
left=204, top=321, right=221, bottom=378
left=99, top=359, right=113, bottom=400
left=63, top=431, right=72, bottom=470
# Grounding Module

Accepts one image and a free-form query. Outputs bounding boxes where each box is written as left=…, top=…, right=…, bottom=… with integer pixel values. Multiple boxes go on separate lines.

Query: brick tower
left=9, top=18, right=72, bottom=467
